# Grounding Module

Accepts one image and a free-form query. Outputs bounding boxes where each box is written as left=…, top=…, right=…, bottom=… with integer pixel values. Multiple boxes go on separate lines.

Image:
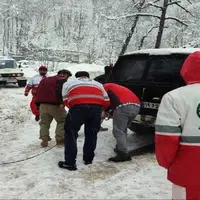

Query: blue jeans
left=64, top=104, right=102, bottom=165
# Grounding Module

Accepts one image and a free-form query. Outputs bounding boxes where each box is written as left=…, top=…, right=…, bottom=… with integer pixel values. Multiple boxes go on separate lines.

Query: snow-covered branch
left=142, top=2, right=163, bottom=9
left=101, top=13, right=161, bottom=20
left=165, top=16, right=188, bottom=26
left=171, top=2, right=194, bottom=17
left=186, top=0, right=192, bottom=4
left=167, top=1, right=181, bottom=6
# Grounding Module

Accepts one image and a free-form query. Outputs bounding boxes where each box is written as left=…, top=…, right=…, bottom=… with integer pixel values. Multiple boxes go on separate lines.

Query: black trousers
left=64, top=104, right=102, bottom=166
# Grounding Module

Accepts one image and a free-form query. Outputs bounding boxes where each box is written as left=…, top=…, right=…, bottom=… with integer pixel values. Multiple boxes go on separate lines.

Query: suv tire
left=129, top=122, right=155, bottom=135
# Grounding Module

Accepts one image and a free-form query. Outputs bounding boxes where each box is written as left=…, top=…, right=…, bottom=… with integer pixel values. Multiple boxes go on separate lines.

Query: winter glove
left=35, top=102, right=40, bottom=111
left=104, top=112, right=112, bottom=120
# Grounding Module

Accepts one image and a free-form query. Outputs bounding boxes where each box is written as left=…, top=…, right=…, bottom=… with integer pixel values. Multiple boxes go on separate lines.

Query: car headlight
left=0, top=74, right=2, bottom=77
left=17, top=73, right=23, bottom=77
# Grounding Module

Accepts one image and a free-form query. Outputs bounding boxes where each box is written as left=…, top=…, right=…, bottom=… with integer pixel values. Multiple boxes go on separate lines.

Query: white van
left=0, top=56, right=27, bottom=87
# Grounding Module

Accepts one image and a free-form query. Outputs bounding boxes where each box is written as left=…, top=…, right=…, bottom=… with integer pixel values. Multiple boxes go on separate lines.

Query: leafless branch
left=165, top=16, right=188, bottom=26
left=101, top=13, right=161, bottom=20
left=186, top=0, right=192, bottom=4
left=139, top=25, right=167, bottom=49
left=153, top=0, right=161, bottom=3
left=167, top=1, right=181, bottom=6
left=172, top=2, right=194, bottom=17
left=142, top=2, right=163, bottom=9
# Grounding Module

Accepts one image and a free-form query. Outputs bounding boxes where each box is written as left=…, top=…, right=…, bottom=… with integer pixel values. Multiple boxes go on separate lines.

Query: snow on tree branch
left=165, top=16, right=188, bottom=26
left=167, top=1, right=181, bottom=6
left=101, top=13, right=161, bottom=20
left=153, top=0, right=161, bottom=3
left=171, top=2, right=194, bottom=17
left=142, top=2, right=163, bottom=10
left=186, top=0, right=192, bottom=4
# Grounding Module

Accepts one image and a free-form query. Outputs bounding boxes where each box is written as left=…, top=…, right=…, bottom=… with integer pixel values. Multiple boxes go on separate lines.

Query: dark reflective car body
left=106, top=48, right=200, bottom=134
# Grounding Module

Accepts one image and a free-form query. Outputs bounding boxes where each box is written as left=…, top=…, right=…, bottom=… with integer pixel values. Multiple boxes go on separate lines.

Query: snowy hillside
left=0, top=63, right=171, bottom=199
left=0, top=0, right=200, bottom=63
left=21, top=61, right=105, bottom=79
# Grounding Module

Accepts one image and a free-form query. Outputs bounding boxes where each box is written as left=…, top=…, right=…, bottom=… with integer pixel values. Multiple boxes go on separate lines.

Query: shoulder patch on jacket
left=196, top=103, right=200, bottom=118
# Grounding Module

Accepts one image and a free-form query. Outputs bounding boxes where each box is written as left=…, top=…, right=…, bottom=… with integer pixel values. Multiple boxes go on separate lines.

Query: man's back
left=62, top=77, right=109, bottom=109
left=36, top=75, right=64, bottom=105
left=156, top=84, right=200, bottom=188
left=104, top=83, right=140, bottom=105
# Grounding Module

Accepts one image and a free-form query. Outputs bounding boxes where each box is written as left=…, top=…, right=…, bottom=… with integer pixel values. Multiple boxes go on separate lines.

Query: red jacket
left=103, top=83, right=140, bottom=111
left=35, top=75, right=66, bottom=105
left=62, top=77, right=110, bottom=110
left=155, top=51, right=200, bottom=188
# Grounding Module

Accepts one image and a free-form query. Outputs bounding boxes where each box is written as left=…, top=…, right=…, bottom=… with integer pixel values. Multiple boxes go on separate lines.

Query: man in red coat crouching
left=103, top=83, right=141, bottom=162
left=155, top=51, right=200, bottom=199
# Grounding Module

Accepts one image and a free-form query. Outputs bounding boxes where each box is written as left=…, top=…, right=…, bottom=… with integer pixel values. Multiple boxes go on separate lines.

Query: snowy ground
left=0, top=63, right=171, bottom=199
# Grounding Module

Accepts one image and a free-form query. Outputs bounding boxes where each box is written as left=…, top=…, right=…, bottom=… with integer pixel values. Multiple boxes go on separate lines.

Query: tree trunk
left=154, top=0, right=168, bottom=48
left=119, top=15, right=140, bottom=56
left=119, top=0, right=145, bottom=56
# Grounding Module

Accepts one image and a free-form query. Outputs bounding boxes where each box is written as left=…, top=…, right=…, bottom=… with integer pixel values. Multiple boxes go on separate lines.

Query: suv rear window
left=146, top=55, right=187, bottom=83
left=111, top=55, right=147, bottom=81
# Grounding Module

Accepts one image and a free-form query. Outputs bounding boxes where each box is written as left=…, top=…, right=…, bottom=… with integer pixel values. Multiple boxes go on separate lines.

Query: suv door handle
left=152, top=97, right=160, bottom=101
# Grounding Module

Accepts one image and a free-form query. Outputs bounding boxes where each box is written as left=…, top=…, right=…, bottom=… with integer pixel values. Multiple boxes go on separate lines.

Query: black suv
left=106, top=48, right=200, bottom=135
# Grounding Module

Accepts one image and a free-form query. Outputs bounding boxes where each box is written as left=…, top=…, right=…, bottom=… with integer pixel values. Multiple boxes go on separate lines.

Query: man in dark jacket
left=94, top=64, right=113, bottom=84
left=35, top=69, right=72, bottom=147
left=94, top=64, right=113, bottom=131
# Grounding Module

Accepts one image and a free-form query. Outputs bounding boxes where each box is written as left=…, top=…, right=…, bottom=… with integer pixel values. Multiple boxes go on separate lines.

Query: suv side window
left=147, top=54, right=186, bottom=83
left=111, top=55, right=148, bottom=81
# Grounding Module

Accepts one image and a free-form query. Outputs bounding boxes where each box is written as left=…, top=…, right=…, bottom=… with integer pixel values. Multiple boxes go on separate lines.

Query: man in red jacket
left=155, top=51, right=200, bottom=199
left=24, top=65, right=47, bottom=121
left=103, top=83, right=141, bottom=162
left=58, top=71, right=110, bottom=171
left=35, top=69, right=72, bottom=147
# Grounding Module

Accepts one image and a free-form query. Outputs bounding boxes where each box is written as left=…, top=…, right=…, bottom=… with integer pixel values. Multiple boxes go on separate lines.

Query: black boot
left=84, top=161, right=93, bottom=165
left=35, top=115, right=40, bottom=121
left=114, top=147, right=120, bottom=153
left=100, top=126, right=108, bottom=132
left=58, top=161, right=77, bottom=171
left=108, top=152, right=132, bottom=162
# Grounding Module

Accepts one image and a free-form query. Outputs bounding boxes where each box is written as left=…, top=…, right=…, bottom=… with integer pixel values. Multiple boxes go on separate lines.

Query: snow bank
left=0, top=118, right=171, bottom=199
left=21, top=61, right=104, bottom=79
left=0, top=63, right=171, bottom=199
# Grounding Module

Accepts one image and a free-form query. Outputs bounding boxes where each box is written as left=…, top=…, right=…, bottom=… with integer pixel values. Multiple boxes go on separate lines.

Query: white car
left=0, top=56, right=27, bottom=87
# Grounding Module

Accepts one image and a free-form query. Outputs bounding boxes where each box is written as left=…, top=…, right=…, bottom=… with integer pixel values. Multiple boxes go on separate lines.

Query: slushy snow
left=0, top=63, right=171, bottom=199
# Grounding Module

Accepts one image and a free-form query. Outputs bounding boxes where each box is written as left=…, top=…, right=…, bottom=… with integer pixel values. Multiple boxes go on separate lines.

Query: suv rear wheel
left=129, top=121, right=155, bottom=135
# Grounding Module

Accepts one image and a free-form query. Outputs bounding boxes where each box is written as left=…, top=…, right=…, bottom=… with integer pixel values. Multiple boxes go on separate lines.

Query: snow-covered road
left=0, top=64, right=171, bottom=199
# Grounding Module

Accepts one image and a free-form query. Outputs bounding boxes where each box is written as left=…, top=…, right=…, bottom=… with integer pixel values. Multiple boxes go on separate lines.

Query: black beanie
left=57, top=69, right=72, bottom=76
left=75, top=71, right=90, bottom=78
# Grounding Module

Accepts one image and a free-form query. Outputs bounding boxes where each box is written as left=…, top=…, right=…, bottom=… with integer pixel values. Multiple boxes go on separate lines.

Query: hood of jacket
left=181, top=51, right=200, bottom=84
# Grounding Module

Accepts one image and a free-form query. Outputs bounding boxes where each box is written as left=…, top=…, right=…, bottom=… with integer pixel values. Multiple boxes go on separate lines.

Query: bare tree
left=118, top=0, right=148, bottom=56
left=154, top=0, right=193, bottom=48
